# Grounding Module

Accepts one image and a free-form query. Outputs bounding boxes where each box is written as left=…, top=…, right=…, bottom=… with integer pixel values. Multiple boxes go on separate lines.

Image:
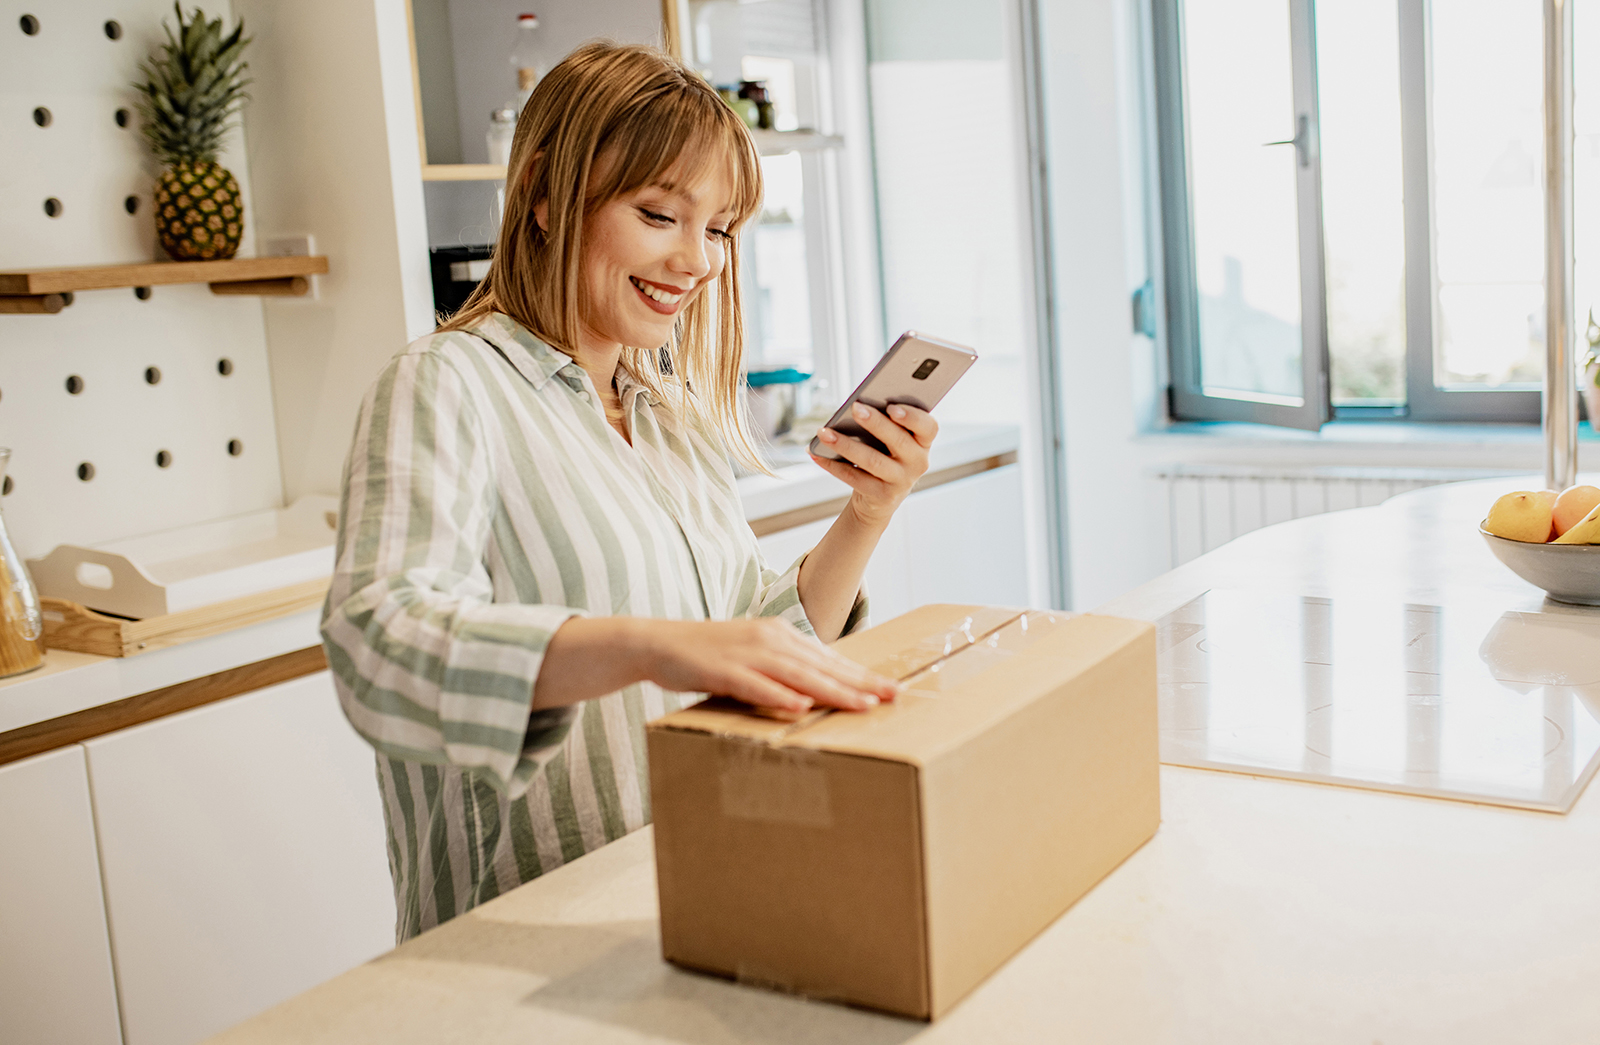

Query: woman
left=322, top=42, right=940, bottom=941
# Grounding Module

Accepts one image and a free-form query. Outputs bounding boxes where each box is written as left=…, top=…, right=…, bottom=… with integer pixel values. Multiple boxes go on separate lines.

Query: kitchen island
left=206, top=475, right=1600, bottom=1044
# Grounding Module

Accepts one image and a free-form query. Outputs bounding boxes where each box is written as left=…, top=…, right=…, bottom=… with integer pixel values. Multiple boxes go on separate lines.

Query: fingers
left=665, top=619, right=901, bottom=718
left=808, top=449, right=886, bottom=494
left=848, top=402, right=920, bottom=460
left=763, top=655, right=882, bottom=711
left=885, top=403, right=938, bottom=447
left=751, top=624, right=901, bottom=711
left=814, top=421, right=901, bottom=482
left=717, top=665, right=815, bottom=715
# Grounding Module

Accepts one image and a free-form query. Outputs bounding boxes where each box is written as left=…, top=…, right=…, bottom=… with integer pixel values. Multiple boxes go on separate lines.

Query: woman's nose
left=669, top=227, right=713, bottom=281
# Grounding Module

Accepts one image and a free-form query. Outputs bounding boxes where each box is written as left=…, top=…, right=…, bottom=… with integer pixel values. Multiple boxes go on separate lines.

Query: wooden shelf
left=751, top=129, right=845, bottom=156
left=422, top=164, right=508, bottom=182
left=0, top=255, right=330, bottom=308
left=416, top=131, right=843, bottom=185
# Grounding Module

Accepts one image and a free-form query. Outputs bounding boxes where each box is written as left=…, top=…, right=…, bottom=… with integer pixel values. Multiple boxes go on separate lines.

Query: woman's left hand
left=810, top=402, right=939, bottom=527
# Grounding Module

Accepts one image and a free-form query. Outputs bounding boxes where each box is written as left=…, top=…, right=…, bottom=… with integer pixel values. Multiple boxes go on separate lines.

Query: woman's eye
left=708, top=227, right=732, bottom=241
left=639, top=208, right=672, bottom=225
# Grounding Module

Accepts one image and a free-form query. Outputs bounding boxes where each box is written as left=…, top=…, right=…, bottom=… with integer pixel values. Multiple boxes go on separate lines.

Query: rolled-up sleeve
left=321, top=347, right=578, bottom=797
left=745, top=551, right=871, bottom=639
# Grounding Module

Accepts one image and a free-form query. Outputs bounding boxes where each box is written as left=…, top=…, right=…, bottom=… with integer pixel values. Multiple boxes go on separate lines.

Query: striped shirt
left=321, top=313, right=866, bottom=940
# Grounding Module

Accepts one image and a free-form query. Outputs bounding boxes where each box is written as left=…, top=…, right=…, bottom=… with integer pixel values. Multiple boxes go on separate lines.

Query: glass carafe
left=0, top=449, right=44, bottom=677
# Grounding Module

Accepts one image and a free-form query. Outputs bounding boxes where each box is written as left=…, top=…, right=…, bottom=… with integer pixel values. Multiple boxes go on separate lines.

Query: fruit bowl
left=1480, top=526, right=1600, bottom=605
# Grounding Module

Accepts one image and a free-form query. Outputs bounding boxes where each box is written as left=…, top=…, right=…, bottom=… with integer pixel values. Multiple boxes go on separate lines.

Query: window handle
left=1263, top=115, right=1311, bottom=168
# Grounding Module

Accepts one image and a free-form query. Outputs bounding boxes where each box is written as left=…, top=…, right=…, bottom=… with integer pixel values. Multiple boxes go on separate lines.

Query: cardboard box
left=647, top=604, right=1160, bottom=1019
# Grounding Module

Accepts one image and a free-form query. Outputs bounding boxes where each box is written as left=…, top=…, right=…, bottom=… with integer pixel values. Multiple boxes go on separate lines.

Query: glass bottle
left=511, top=14, right=547, bottom=110
left=486, top=108, right=517, bottom=167
left=0, top=449, right=44, bottom=678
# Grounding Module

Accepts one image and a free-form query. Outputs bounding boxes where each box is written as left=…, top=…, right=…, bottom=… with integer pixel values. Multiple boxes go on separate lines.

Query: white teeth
left=633, top=278, right=683, bottom=305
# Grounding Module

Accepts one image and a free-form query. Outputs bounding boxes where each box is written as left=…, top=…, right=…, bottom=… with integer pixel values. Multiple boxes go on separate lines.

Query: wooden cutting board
left=41, top=578, right=330, bottom=657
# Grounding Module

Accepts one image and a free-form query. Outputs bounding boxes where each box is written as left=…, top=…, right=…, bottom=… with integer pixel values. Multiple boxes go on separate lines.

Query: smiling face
left=576, top=158, right=737, bottom=362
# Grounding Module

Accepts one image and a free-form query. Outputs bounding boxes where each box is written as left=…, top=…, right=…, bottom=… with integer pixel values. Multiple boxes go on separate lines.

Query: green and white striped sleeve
left=746, top=553, right=871, bottom=639
left=321, top=346, right=578, bottom=797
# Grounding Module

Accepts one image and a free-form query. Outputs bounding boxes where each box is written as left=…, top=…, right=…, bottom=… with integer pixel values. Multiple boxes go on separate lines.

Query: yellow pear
left=1553, top=502, right=1600, bottom=544
left=1485, top=491, right=1555, bottom=543
left=1554, top=485, right=1600, bottom=536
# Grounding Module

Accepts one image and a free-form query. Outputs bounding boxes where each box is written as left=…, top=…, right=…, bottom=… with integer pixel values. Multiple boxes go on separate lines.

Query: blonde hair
left=440, top=42, right=767, bottom=471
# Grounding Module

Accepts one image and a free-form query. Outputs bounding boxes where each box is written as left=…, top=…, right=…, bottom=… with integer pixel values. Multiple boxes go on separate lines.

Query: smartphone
left=809, top=331, right=978, bottom=463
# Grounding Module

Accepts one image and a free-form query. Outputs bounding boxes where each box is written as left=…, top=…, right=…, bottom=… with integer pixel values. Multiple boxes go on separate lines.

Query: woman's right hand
left=639, top=618, right=899, bottom=716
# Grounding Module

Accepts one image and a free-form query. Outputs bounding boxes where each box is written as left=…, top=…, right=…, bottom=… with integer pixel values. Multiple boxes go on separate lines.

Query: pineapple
left=135, top=4, right=251, bottom=261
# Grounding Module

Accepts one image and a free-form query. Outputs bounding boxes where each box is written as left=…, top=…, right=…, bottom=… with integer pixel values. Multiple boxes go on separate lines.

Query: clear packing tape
left=902, top=611, right=1073, bottom=696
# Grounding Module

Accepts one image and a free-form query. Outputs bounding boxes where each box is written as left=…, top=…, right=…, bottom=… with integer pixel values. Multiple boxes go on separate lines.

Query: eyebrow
left=647, top=178, right=736, bottom=218
left=650, top=179, right=700, bottom=208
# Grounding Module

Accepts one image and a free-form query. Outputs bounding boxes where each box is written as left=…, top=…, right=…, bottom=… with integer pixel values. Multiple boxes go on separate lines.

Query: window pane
left=1317, top=0, right=1406, bottom=405
left=1574, top=3, right=1600, bottom=371
left=1183, top=0, right=1304, bottom=403
left=745, top=152, right=813, bottom=368
left=1430, top=0, right=1543, bottom=389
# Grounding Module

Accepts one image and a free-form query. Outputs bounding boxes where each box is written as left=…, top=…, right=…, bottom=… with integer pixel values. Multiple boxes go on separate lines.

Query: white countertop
left=736, top=422, right=1019, bottom=521
left=1, top=424, right=1020, bottom=736
left=209, top=473, right=1600, bottom=1045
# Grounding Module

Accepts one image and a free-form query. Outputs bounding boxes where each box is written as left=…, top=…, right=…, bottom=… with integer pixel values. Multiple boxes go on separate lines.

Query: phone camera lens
left=912, top=358, right=940, bottom=380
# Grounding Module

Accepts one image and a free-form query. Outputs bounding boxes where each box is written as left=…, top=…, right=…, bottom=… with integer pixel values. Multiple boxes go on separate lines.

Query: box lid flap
left=651, top=607, right=1155, bottom=767
left=792, top=613, right=1154, bottom=764
left=653, top=605, right=1018, bottom=740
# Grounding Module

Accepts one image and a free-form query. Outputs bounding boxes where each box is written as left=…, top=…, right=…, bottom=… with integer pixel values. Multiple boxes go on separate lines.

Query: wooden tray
left=41, top=577, right=330, bottom=658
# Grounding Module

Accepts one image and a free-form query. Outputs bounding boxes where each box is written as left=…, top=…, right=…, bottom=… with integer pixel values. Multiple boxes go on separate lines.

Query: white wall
left=236, top=0, right=436, bottom=505
left=1037, top=0, right=1589, bottom=611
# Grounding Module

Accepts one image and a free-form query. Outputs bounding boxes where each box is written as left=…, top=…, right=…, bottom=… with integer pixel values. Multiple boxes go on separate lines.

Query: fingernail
left=859, top=694, right=880, bottom=708
left=852, top=403, right=870, bottom=420
left=818, top=428, right=838, bottom=443
left=888, top=404, right=906, bottom=419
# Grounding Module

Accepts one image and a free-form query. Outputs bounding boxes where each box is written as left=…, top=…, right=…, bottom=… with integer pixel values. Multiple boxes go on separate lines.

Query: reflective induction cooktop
left=1155, top=590, right=1600, bottom=812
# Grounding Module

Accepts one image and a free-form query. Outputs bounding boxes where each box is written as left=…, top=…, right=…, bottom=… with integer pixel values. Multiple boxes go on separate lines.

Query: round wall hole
left=144, top=366, right=161, bottom=385
left=19, top=15, right=38, bottom=35
left=77, top=462, right=95, bottom=482
left=43, top=197, right=62, bottom=218
left=217, top=358, right=234, bottom=376
left=1, top=476, right=11, bottom=497
left=103, top=19, right=121, bottom=39
left=124, top=195, right=139, bottom=215
left=115, top=108, right=129, bottom=128
left=32, top=107, right=50, bottom=127
left=227, top=439, right=244, bottom=457
left=65, top=375, right=84, bottom=395
left=133, top=286, right=151, bottom=300
left=155, top=450, right=172, bottom=469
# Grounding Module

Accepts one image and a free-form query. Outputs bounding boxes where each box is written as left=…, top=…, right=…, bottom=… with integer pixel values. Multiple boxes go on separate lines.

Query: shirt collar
left=613, top=366, right=660, bottom=407
left=470, top=312, right=580, bottom=392
left=472, top=313, right=662, bottom=406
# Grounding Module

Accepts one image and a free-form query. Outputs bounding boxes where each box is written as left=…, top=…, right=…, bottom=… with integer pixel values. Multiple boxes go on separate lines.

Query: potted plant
left=134, top=4, right=251, bottom=261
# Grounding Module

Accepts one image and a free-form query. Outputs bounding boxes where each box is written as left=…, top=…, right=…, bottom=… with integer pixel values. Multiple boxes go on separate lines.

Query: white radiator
left=1155, top=464, right=1522, bottom=567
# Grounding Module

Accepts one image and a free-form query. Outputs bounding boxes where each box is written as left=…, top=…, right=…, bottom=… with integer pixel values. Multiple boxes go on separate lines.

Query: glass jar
left=486, top=108, right=518, bottom=167
left=0, top=449, right=44, bottom=677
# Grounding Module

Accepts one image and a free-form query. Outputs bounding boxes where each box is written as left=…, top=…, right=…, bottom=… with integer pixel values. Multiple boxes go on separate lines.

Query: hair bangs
left=592, top=84, right=763, bottom=231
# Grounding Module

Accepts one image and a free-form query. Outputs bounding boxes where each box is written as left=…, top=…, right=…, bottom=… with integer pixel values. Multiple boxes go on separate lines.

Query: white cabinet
left=756, top=464, right=1029, bottom=626
left=900, top=465, right=1029, bottom=608
left=0, top=747, right=124, bottom=1045
left=84, top=671, right=394, bottom=1045
left=758, top=511, right=913, bottom=625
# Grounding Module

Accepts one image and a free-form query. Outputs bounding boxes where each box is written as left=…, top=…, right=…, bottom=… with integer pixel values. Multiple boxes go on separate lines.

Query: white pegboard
left=0, top=0, right=284, bottom=563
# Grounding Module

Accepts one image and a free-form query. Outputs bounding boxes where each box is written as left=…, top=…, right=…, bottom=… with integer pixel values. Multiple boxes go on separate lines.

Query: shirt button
left=579, top=391, right=592, bottom=402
